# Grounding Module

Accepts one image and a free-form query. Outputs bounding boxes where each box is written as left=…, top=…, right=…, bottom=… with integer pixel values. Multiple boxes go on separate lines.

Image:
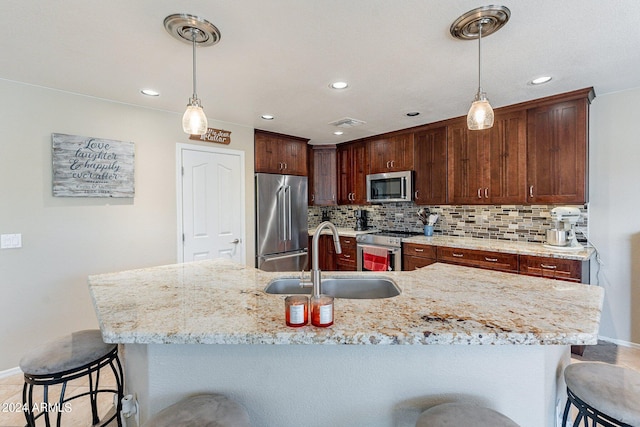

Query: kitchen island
left=88, top=259, right=603, bottom=427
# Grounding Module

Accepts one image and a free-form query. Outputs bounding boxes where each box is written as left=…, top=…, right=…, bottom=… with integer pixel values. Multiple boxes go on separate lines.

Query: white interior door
left=178, top=145, right=245, bottom=264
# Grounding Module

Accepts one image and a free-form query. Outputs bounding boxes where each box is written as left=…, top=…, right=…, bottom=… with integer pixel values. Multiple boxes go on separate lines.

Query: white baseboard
left=598, top=335, right=640, bottom=350
left=0, top=366, right=22, bottom=379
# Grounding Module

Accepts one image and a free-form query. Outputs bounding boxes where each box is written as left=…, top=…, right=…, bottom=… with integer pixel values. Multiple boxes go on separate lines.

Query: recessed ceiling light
left=141, top=89, right=160, bottom=97
left=406, top=111, right=420, bottom=117
left=329, top=81, right=349, bottom=90
left=530, top=76, right=552, bottom=85
left=261, top=114, right=274, bottom=120
left=333, top=131, right=344, bottom=135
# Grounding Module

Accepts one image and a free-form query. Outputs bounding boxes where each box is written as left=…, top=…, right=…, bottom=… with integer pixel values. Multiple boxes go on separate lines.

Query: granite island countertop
left=88, top=258, right=603, bottom=346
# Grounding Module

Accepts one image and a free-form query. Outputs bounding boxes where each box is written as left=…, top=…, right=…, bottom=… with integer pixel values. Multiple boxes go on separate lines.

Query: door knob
left=230, top=239, right=240, bottom=244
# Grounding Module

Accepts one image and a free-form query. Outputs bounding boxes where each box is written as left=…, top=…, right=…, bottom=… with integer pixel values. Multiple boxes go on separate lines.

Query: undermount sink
left=264, top=276, right=400, bottom=299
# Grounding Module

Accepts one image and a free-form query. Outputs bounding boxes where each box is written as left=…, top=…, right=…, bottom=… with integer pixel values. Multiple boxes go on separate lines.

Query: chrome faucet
left=305, top=221, right=342, bottom=297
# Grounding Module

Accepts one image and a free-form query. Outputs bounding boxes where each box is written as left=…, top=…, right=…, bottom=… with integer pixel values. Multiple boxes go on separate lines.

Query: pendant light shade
left=183, top=101, right=208, bottom=135
left=164, top=14, right=221, bottom=136
left=467, top=92, right=494, bottom=131
left=450, top=6, right=510, bottom=131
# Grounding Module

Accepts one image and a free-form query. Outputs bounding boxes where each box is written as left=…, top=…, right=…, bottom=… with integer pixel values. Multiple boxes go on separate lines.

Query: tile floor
left=0, top=341, right=638, bottom=426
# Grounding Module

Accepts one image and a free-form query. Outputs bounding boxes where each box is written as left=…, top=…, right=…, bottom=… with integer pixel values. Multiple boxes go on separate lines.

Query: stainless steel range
left=355, top=231, right=420, bottom=271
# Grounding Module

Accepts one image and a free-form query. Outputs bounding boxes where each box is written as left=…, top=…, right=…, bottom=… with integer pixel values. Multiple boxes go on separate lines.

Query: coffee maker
left=354, top=209, right=369, bottom=231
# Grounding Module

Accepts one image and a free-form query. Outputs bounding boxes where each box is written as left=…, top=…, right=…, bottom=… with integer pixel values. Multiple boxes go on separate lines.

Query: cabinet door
left=312, top=146, right=336, bottom=205
left=337, top=142, right=368, bottom=205
left=414, top=127, right=447, bottom=204
left=368, top=138, right=392, bottom=174
left=527, top=98, right=588, bottom=203
left=389, top=134, right=414, bottom=171
left=403, top=255, right=436, bottom=271
left=351, top=142, right=368, bottom=204
left=255, top=132, right=284, bottom=174
left=337, top=145, right=352, bottom=204
left=281, top=139, right=308, bottom=176
left=447, top=120, right=485, bottom=204
left=486, top=110, right=527, bottom=204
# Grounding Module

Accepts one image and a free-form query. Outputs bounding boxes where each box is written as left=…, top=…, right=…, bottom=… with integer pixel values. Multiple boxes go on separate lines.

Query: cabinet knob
left=414, top=248, right=424, bottom=252
left=484, top=257, right=498, bottom=262
left=540, top=264, right=557, bottom=270
left=477, top=188, right=482, bottom=199
left=414, top=190, right=419, bottom=199
left=484, top=188, right=489, bottom=198
left=452, top=253, right=464, bottom=258
left=529, top=185, right=534, bottom=198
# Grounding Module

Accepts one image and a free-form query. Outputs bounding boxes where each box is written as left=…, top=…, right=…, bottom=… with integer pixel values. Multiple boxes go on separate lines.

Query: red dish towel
left=362, top=245, right=390, bottom=271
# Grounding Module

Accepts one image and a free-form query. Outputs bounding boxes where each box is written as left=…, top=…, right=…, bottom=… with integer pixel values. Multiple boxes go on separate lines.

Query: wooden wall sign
left=189, top=128, right=232, bottom=144
left=52, top=133, right=135, bottom=198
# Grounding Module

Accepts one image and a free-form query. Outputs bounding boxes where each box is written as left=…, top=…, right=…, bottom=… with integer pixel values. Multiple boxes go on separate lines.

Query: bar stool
left=562, top=362, right=640, bottom=426
left=416, top=402, right=519, bottom=427
left=142, top=394, right=250, bottom=427
left=20, top=329, right=124, bottom=427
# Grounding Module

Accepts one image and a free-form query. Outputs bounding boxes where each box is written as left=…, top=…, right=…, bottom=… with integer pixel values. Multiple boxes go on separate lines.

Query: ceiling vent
left=328, top=117, right=367, bottom=128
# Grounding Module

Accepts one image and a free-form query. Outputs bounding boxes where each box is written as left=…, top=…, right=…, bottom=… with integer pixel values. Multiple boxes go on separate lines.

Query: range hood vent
left=328, top=117, right=367, bottom=128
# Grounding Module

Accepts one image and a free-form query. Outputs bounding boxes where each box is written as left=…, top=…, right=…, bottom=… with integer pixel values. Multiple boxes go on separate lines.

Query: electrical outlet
left=1, top=233, right=22, bottom=249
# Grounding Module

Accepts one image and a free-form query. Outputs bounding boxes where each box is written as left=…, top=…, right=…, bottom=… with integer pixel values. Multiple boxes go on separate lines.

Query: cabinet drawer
left=339, top=236, right=357, bottom=251
left=403, top=243, right=437, bottom=259
left=519, top=255, right=585, bottom=282
left=437, top=246, right=518, bottom=273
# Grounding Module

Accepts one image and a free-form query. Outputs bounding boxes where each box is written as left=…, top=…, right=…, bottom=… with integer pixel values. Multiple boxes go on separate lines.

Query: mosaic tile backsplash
left=309, top=203, right=588, bottom=243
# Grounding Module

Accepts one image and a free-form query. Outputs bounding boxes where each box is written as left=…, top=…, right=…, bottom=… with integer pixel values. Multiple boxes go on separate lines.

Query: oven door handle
left=358, top=244, right=400, bottom=253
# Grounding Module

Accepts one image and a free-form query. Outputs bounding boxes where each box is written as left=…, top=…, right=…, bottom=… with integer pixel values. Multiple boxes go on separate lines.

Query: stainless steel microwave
left=366, top=171, right=413, bottom=203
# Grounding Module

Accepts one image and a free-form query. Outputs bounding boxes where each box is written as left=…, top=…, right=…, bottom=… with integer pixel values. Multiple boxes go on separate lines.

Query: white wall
left=590, top=87, right=640, bottom=344
left=0, top=79, right=255, bottom=370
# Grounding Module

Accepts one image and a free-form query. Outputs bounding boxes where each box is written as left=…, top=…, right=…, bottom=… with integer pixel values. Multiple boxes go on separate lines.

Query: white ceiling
left=2, top=1, right=639, bottom=144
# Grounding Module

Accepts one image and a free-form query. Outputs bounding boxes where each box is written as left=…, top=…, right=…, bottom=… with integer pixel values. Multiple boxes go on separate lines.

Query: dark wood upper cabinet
left=255, top=129, right=309, bottom=176
left=447, top=109, right=527, bottom=204
left=310, top=145, right=337, bottom=206
left=369, top=133, right=414, bottom=173
left=447, top=119, right=486, bottom=204
left=337, top=141, right=368, bottom=205
left=413, top=126, right=447, bottom=205
left=526, top=89, right=593, bottom=204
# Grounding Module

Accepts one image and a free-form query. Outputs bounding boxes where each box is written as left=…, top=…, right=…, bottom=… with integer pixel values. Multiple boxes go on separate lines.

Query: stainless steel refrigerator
left=255, top=173, right=308, bottom=271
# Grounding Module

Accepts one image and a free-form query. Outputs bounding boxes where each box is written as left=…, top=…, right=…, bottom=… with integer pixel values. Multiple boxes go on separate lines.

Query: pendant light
left=164, top=14, right=221, bottom=135
left=450, top=6, right=510, bottom=131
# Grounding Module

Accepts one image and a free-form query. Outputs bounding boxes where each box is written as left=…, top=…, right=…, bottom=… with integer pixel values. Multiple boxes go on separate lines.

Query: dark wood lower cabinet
left=335, top=236, right=357, bottom=271
left=401, top=243, right=589, bottom=284
left=402, top=243, right=437, bottom=271
left=519, top=255, right=587, bottom=283
left=437, top=246, right=519, bottom=274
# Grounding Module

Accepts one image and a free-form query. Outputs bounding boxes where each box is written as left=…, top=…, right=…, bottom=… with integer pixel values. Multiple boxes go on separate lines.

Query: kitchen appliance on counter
left=366, top=171, right=413, bottom=203
left=354, top=209, right=369, bottom=231
left=256, top=173, right=308, bottom=271
left=545, top=206, right=583, bottom=250
left=355, top=230, right=420, bottom=271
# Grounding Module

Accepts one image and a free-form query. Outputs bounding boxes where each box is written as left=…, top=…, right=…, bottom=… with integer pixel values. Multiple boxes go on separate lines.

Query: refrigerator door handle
left=277, top=185, right=285, bottom=242
left=258, top=250, right=307, bottom=263
left=285, top=185, right=292, bottom=241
